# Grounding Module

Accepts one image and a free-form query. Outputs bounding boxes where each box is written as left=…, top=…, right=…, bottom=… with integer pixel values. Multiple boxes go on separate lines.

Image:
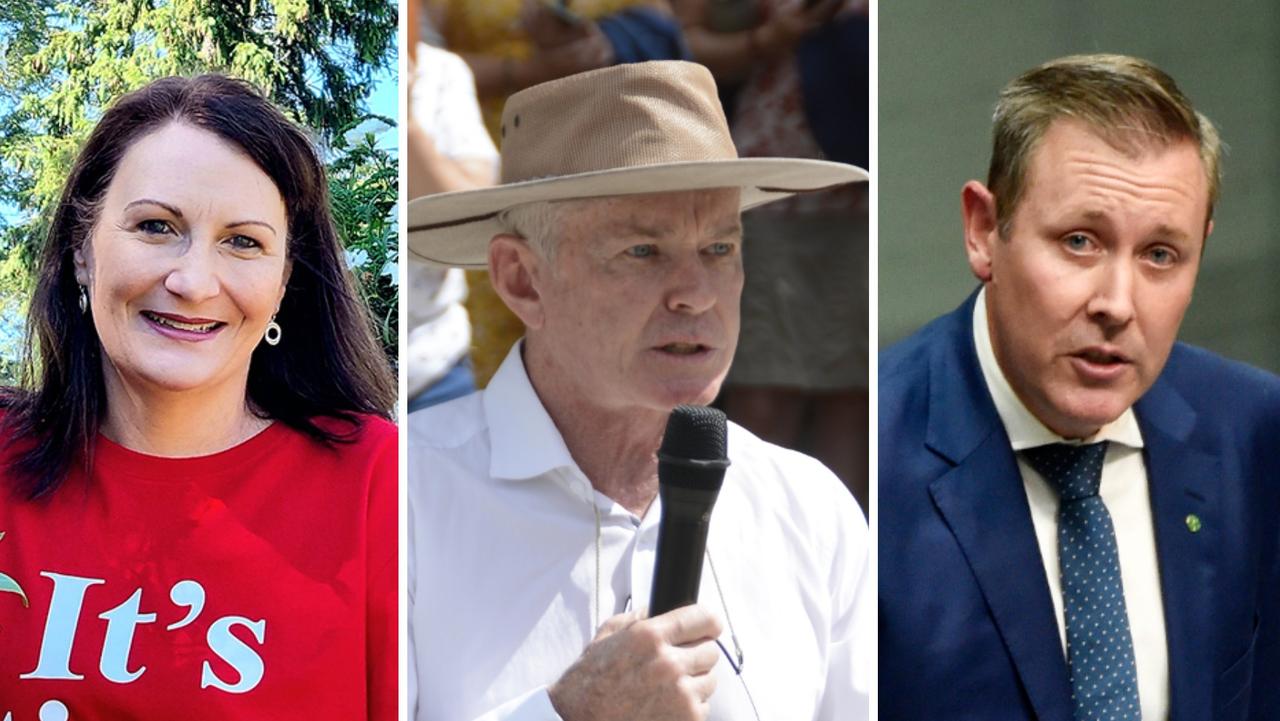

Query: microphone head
left=660, top=404, right=728, bottom=464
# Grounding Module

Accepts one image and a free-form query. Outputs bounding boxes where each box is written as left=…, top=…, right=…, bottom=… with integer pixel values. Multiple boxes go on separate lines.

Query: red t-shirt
left=0, top=415, right=397, bottom=720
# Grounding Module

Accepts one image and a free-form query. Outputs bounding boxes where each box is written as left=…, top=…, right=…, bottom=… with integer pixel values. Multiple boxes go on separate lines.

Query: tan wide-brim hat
left=407, top=60, right=868, bottom=268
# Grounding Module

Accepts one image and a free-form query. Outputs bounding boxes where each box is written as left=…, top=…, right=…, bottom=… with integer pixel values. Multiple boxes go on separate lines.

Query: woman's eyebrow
left=227, top=219, right=279, bottom=236
left=123, top=198, right=183, bottom=217
left=123, top=199, right=278, bottom=236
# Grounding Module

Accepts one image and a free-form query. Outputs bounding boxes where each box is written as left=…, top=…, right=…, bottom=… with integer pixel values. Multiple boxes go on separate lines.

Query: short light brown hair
left=988, top=54, right=1222, bottom=237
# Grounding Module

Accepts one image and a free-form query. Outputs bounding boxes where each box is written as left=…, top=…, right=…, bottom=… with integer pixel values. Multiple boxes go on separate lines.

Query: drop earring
left=78, top=285, right=88, bottom=314
left=264, top=315, right=282, bottom=346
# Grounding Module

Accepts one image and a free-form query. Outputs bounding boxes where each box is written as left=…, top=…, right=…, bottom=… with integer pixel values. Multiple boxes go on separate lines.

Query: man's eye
left=137, top=219, right=173, bottom=235
left=1064, top=234, right=1092, bottom=252
left=626, top=244, right=656, bottom=258
left=1147, top=246, right=1177, bottom=266
left=707, top=242, right=734, bottom=256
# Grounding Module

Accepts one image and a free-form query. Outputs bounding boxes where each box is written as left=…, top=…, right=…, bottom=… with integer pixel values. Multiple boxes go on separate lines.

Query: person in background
left=675, top=0, right=870, bottom=508
left=407, top=4, right=499, bottom=411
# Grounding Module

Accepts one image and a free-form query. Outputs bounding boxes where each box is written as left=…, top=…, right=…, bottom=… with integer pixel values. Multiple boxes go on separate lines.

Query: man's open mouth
left=1075, top=348, right=1128, bottom=365
left=658, top=342, right=710, bottom=356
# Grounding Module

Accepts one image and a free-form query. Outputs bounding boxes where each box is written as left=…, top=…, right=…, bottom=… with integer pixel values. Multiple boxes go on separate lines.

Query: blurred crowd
left=407, top=0, right=869, bottom=511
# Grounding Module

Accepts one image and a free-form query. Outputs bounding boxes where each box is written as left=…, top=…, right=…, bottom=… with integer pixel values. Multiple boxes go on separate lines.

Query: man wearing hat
left=406, top=61, right=868, bottom=721
left=880, top=54, right=1280, bottom=720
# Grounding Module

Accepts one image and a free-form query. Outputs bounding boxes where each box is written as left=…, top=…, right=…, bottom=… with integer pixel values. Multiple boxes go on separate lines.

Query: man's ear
left=489, top=234, right=546, bottom=330
left=961, top=180, right=1000, bottom=283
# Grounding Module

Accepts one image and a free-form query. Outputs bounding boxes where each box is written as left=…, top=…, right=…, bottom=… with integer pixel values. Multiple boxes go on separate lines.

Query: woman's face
left=75, top=122, right=290, bottom=398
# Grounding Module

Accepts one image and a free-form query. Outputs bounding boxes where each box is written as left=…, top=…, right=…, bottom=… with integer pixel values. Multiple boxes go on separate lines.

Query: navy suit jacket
left=879, top=293, right=1280, bottom=720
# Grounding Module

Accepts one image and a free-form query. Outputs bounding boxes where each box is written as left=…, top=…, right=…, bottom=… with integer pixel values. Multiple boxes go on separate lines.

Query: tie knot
left=1022, top=442, right=1109, bottom=502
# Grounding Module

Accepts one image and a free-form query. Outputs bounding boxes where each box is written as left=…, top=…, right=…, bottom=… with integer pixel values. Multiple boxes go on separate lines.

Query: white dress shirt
left=973, top=288, right=1169, bottom=720
left=407, top=343, right=870, bottom=721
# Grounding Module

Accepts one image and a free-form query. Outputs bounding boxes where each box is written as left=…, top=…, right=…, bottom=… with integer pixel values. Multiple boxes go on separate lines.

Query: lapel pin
left=1185, top=514, right=1202, bottom=533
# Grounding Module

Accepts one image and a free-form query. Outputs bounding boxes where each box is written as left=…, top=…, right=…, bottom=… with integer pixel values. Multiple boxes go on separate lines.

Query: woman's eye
left=227, top=235, right=262, bottom=251
left=137, top=219, right=172, bottom=235
left=626, top=244, right=656, bottom=258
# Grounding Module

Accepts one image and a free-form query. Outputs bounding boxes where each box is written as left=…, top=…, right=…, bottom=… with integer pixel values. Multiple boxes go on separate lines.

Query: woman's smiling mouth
left=141, top=310, right=226, bottom=339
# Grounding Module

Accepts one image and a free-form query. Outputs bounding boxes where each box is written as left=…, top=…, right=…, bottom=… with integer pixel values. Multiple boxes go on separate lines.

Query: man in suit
left=880, top=53, right=1280, bottom=720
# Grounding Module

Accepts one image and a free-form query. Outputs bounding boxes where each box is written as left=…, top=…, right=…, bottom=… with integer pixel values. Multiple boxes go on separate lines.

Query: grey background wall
left=879, top=1, right=1280, bottom=371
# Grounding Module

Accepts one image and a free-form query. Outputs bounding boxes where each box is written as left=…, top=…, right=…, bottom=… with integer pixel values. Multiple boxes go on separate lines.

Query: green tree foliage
left=330, top=117, right=398, bottom=361
left=0, top=0, right=398, bottom=371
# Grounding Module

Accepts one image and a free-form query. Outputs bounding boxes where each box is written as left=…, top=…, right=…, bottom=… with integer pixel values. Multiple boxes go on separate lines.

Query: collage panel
left=0, top=1, right=399, bottom=718
left=406, top=0, right=871, bottom=719
left=879, top=3, right=1280, bottom=720
left=25, top=1, right=1280, bottom=719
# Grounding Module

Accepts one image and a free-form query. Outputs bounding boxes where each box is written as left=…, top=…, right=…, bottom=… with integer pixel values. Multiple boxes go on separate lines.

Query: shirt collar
left=972, top=287, right=1144, bottom=450
left=483, top=340, right=580, bottom=481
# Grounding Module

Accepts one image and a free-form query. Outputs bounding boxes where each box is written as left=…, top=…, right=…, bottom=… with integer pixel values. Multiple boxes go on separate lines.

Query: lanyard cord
left=589, top=500, right=760, bottom=721
left=589, top=500, right=743, bottom=659
left=706, top=551, right=744, bottom=670
left=708, top=549, right=763, bottom=721
left=591, top=501, right=602, bottom=634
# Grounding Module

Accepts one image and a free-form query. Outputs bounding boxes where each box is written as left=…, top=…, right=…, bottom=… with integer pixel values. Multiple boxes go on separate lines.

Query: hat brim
left=407, top=157, right=868, bottom=268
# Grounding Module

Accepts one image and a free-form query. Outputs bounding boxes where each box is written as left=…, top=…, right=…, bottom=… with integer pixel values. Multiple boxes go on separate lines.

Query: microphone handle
left=649, top=483, right=717, bottom=617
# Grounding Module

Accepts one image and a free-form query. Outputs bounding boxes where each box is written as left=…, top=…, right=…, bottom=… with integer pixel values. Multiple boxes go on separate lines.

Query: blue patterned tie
left=1022, top=442, right=1141, bottom=721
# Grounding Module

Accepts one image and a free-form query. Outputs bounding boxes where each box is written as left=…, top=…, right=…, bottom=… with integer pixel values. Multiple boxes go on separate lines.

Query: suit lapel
left=924, top=294, right=1073, bottom=721
left=1136, top=386, right=1218, bottom=721
left=929, top=437, right=1074, bottom=721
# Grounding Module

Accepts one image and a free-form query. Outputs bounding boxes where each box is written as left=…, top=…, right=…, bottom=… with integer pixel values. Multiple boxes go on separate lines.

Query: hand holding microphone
left=548, top=406, right=731, bottom=721
left=549, top=605, right=723, bottom=721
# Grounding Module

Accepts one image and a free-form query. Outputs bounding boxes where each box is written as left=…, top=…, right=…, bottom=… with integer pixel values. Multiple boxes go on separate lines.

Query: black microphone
left=648, top=404, right=730, bottom=617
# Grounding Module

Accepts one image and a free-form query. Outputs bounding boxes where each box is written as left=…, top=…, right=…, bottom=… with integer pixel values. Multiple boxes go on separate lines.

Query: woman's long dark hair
left=3, top=74, right=396, bottom=499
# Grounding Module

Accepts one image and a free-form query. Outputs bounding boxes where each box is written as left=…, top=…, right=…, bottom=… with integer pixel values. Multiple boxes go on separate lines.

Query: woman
left=0, top=75, right=396, bottom=719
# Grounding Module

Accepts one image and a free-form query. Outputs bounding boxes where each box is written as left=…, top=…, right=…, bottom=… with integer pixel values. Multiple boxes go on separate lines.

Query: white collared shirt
left=973, top=287, right=1169, bottom=720
left=407, top=343, right=870, bottom=721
